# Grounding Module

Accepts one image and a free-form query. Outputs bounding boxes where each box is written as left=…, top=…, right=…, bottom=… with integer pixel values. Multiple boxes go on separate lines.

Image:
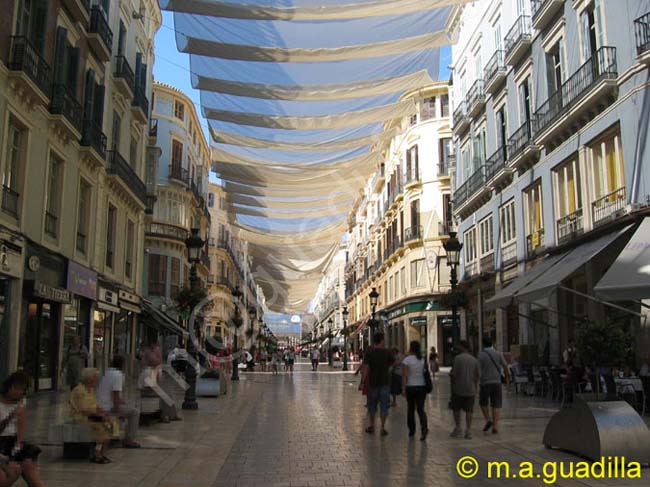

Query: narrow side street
left=22, top=361, right=649, bottom=487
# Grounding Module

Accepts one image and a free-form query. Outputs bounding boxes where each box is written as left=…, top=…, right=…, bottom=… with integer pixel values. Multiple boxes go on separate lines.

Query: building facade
left=344, top=82, right=455, bottom=364
left=311, top=244, right=346, bottom=349
left=0, top=0, right=160, bottom=387
left=451, top=0, right=650, bottom=363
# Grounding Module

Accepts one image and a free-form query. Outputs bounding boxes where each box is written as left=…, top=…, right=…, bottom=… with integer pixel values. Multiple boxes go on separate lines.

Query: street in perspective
left=0, top=0, right=649, bottom=486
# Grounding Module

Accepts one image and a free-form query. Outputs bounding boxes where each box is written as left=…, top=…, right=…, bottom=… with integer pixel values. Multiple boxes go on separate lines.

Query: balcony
left=190, top=178, right=203, bottom=204
left=453, top=102, right=470, bottom=135
left=485, top=146, right=511, bottom=187
left=484, top=50, right=507, bottom=95
left=453, top=165, right=488, bottom=212
left=556, top=208, right=584, bottom=245
left=107, top=151, right=147, bottom=206
left=49, top=83, right=83, bottom=140
left=508, top=119, right=540, bottom=170
left=405, top=226, right=423, bottom=247
left=1, top=186, right=19, bottom=219
left=501, top=241, right=517, bottom=267
left=438, top=221, right=452, bottom=236
left=465, top=79, right=485, bottom=118
left=634, top=11, right=650, bottom=64
left=169, top=164, right=189, bottom=185
left=45, top=211, right=58, bottom=239
left=7, top=36, right=51, bottom=107
left=465, top=261, right=479, bottom=279
left=145, top=222, right=189, bottom=242
left=531, top=0, right=564, bottom=31
left=131, top=86, right=149, bottom=124
left=534, top=47, right=618, bottom=148
left=145, top=194, right=156, bottom=215
left=371, top=164, right=385, bottom=192
left=504, top=15, right=532, bottom=66
left=592, top=187, right=626, bottom=227
left=149, top=118, right=158, bottom=139
left=80, top=120, right=107, bottom=166
left=113, top=56, right=135, bottom=98
left=526, top=228, right=545, bottom=258
left=63, top=0, right=90, bottom=24
left=200, top=250, right=211, bottom=269
left=438, top=158, right=450, bottom=179
left=404, top=169, right=421, bottom=188
left=87, top=7, right=113, bottom=62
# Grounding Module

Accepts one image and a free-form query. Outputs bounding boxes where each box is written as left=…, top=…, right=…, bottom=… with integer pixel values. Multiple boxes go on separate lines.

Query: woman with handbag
left=401, top=341, right=430, bottom=441
left=0, top=372, right=45, bottom=487
left=70, top=368, right=115, bottom=464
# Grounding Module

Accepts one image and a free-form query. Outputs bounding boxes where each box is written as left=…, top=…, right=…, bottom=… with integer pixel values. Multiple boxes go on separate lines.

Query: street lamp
left=342, top=306, right=349, bottom=371
left=443, top=231, right=463, bottom=354
left=327, top=318, right=334, bottom=367
left=182, top=228, right=204, bottom=410
left=230, top=285, right=243, bottom=381
left=369, top=287, right=379, bottom=336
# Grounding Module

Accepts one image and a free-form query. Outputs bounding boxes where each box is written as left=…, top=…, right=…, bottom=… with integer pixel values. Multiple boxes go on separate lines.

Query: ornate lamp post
left=182, top=228, right=204, bottom=410
left=327, top=318, right=334, bottom=367
left=443, top=231, right=463, bottom=353
left=342, top=306, right=349, bottom=371
left=230, top=285, right=243, bottom=381
left=369, top=287, right=380, bottom=341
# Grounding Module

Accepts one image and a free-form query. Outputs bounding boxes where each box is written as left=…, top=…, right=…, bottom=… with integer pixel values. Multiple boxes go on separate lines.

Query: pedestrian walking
left=478, top=336, right=509, bottom=435
left=389, top=348, right=402, bottom=407
left=311, top=348, right=321, bottom=371
left=450, top=340, right=480, bottom=439
left=402, top=341, right=429, bottom=440
left=63, top=335, right=89, bottom=390
left=287, top=347, right=296, bottom=375
left=362, top=332, right=394, bottom=436
left=259, top=349, right=269, bottom=372
left=270, top=351, right=280, bottom=375
left=428, top=346, right=439, bottom=378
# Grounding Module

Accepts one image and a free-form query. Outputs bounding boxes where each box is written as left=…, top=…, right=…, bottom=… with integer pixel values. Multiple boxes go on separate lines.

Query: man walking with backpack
left=478, top=336, right=509, bottom=434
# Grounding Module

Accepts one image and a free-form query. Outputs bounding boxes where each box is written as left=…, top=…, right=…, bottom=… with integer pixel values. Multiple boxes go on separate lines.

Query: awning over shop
left=594, top=218, right=650, bottom=301
left=141, top=300, right=189, bottom=338
left=349, top=315, right=370, bottom=338
left=484, top=254, right=565, bottom=310
left=516, top=225, right=634, bottom=304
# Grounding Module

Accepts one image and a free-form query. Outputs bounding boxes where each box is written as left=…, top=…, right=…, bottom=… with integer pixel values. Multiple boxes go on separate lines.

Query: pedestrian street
left=18, top=360, right=649, bottom=487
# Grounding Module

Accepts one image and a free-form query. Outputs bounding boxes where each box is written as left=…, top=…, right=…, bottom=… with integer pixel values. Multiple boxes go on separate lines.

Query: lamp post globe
left=369, top=287, right=380, bottom=335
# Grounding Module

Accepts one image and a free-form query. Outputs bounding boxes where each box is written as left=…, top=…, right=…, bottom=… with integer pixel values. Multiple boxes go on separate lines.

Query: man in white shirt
left=311, top=348, right=321, bottom=371
left=97, top=356, right=140, bottom=448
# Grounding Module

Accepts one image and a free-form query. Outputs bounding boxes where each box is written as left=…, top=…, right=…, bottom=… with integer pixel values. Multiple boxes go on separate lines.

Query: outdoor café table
left=614, top=377, right=645, bottom=415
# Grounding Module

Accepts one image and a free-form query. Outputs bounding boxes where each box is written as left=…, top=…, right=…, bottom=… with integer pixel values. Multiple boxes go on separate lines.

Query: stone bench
left=48, top=420, right=126, bottom=459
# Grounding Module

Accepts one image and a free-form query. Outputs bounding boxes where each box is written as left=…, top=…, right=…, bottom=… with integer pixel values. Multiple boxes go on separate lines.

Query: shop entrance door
left=25, top=302, right=59, bottom=391
left=438, top=315, right=454, bottom=366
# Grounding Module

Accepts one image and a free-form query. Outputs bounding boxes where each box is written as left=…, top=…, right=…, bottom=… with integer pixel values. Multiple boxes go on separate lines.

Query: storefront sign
left=0, top=241, right=23, bottom=279
left=119, top=289, right=141, bottom=313
left=410, top=317, right=427, bottom=326
left=98, top=287, right=120, bottom=313
left=66, top=261, right=97, bottom=300
left=32, top=281, right=71, bottom=303
left=387, top=301, right=440, bottom=320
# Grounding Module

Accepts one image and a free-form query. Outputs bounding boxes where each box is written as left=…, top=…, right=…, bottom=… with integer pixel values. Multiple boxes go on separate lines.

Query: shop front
left=64, top=261, right=97, bottom=360
left=0, top=233, right=24, bottom=381
left=20, top=243, right=71, bottom=391
left=94, top=284, right=120, bottom=372
left=116, top=289, right=141, bottom=359
left=386, top=298, right=446, bottom=359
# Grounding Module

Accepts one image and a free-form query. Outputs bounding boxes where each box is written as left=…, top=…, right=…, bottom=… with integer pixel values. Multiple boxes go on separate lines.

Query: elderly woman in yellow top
left=69, top=368, right=113, bottom=464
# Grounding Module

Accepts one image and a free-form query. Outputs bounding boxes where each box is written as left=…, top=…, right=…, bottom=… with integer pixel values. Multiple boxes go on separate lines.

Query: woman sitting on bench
left=70, top=368, right=115, bottom=464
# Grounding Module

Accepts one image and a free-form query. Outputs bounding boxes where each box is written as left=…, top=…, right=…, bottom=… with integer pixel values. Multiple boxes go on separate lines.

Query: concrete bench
left=48, top=420, right=126, bottom=459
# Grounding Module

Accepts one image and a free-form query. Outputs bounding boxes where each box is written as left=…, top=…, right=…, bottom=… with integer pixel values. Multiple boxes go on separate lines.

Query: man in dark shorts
left=450, top=340, right=480, bottom=439
left=478, top=336, right=509, bottom=434
left=363, top=332, right=394, bottom=436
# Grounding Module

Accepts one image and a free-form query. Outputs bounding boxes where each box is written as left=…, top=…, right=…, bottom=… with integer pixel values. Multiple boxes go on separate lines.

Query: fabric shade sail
left=594, top=218, right=650, bottom=301
left=162, top=1, right=462, bottom=312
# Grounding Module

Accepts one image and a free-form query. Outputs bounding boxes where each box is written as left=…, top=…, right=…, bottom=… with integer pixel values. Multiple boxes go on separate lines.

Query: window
left=518, top=76, right=532, bottom=126
left=174, top=101, right=185, bottom=121
left=439, top=138, right=451, bottom=174
left=546, top=38, right=566, bottom=95
left=442, top=194, right=451, bottom=232
left=464, top=227, right=477, bottom=263
left=389, top=275, right=394, bottom=302
left=461, top=145, right=471, bottom=182
left=129, top=137, right=138, bottom=169
left=111, top=111, right=121, bottom=151
left=421, top=97, right=436, bottom=120
left=400, top=267, right=406, bottom=295
left=580, top=0, right=604, bottom=61
left=76, top=180, right=91, bottom=254
left=554, top=158, right=581, bottom=219
left=516, top=0, right=526, bottom=15
left=440, top=93, right=449, bottom=117
left=125, top=220, right=135, bottom=279
left=170, top=257, right=181, bottom=298
left=410, top=199, right=420, bottom=230
left=472, top=128, right=486, bottom=166
left=148, top=254, right=167, bottom=296
left=2, top=119, right=24, bottom=217
left=499, top=200, right=516, bottom=244
left=106, top=204, right=117, bottom=269
left=524, top=182, right=543, bottom=240
left=15, top=0, right=48, bottom=53
left=409, top=114, right=418, bottom=126
left=208, top=193, right=215, bottom=207
left=496, top=105, right=508, bottom=151
left=493, top=21, right=502, bottom=52
left=410, top=259, right=425, bottom=288
left=45, top=154, right=62, bottom=238
left=590, top=129, right=625, bottom=200
left=479, top=216, right=494, bottom=256
left=406, top=145, right=419, bottom=181
left=171, top=140, right=183, bottom=175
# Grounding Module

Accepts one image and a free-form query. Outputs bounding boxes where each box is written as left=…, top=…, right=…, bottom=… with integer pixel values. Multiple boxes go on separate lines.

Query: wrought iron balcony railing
left=107, top=150, right=147, bottom=205
left=81, top=119, right=107, bottom=158
left=592, top=187, right=626, bottom=226
left=145, top=222, right=189, bottom=241
left=556, top=208, right=584, bottom=244
left=405, top=226, right=423, bottom=242
left=466, top=78, right=485, bottom=110
left=88, top=6, right=113, bottom=52
left=8, top=36, right=52, bottom=98
left=169, top=164, right=189, bottom=184
left=484, top=50, right=506, bottom=85
left=508, top=119, right=534, bottom=160
left=149, top=118, right=158, bottom=137
left=504, top=15, right=532, bottom=60
left=132, top=85, right=149, bottom=115
left=50, top=83, right=83, bottom=133
left=485, top=146, right=507, bottom=182
left=634, top=11, right=650, bottom=56
left=114, top=55, right=135, bottom=93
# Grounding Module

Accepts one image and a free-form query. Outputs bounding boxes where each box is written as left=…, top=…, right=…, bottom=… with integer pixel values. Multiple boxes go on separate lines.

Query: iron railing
left=1, top=186, right=19, bottom=218
left=486, top=146, right=507, bottom=181
left=132, top=85, right=149, bottom=115
left=466, top=79, right=485, bottom=109
left=526, top=228, right=545, bottom=256
left=149, top=118, right=158, bottom=137
left=190, top=178, right=202, bottom=202
left=114, top=55, right=135, bottom=93
left=634, top=11, right=650, bottom=56
left=556, top=208, right=584, bottom=244
left=508, top=119, right=534, bottom=160
left=88, top=6, right=113, bottom=52
left=502, top=241, right=517, bottom=265
left=405, top=226, right=423, bottom=242
left=439, top=221, right=452, bottom=236
left=453, top=102, right=466, bottom=127
left=169, top=164, right=189, bottom=184
left=534, top=47, right=617, bottom=136
left=404, top=169, right=421, bottom=185
left=50, top=84, right=83, bottom=133
left=484, top=50, right=506, bottom=84
left=592, top=187, right=626, bottom=225
left=107, top=150, right=147, bottom=205
left=8, top=36, right=52, bottom=98
left=504, top=15, right=532, bottom=59
left=45, top=211, right=58, bottom=238
left=438, top=159, right=450, bottom=177
left=81, top=119, right=107, bottom=158
left=145, top=222, right=189, bottom=241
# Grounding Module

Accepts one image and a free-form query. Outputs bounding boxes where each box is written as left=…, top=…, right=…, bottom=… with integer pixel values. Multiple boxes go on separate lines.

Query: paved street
left=21, top=360, right=649, bottom=487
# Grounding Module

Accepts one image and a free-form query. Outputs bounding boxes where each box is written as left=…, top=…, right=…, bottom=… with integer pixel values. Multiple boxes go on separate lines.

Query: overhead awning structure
left=594, top=218, right=650, bottom=301
left=516, top=225, right=634, bottom=304
left=484, top=254, right=565, bottom=311
left=161, top=0, right=468, bottom=312
left=142, top=300, right=189, bottom=338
